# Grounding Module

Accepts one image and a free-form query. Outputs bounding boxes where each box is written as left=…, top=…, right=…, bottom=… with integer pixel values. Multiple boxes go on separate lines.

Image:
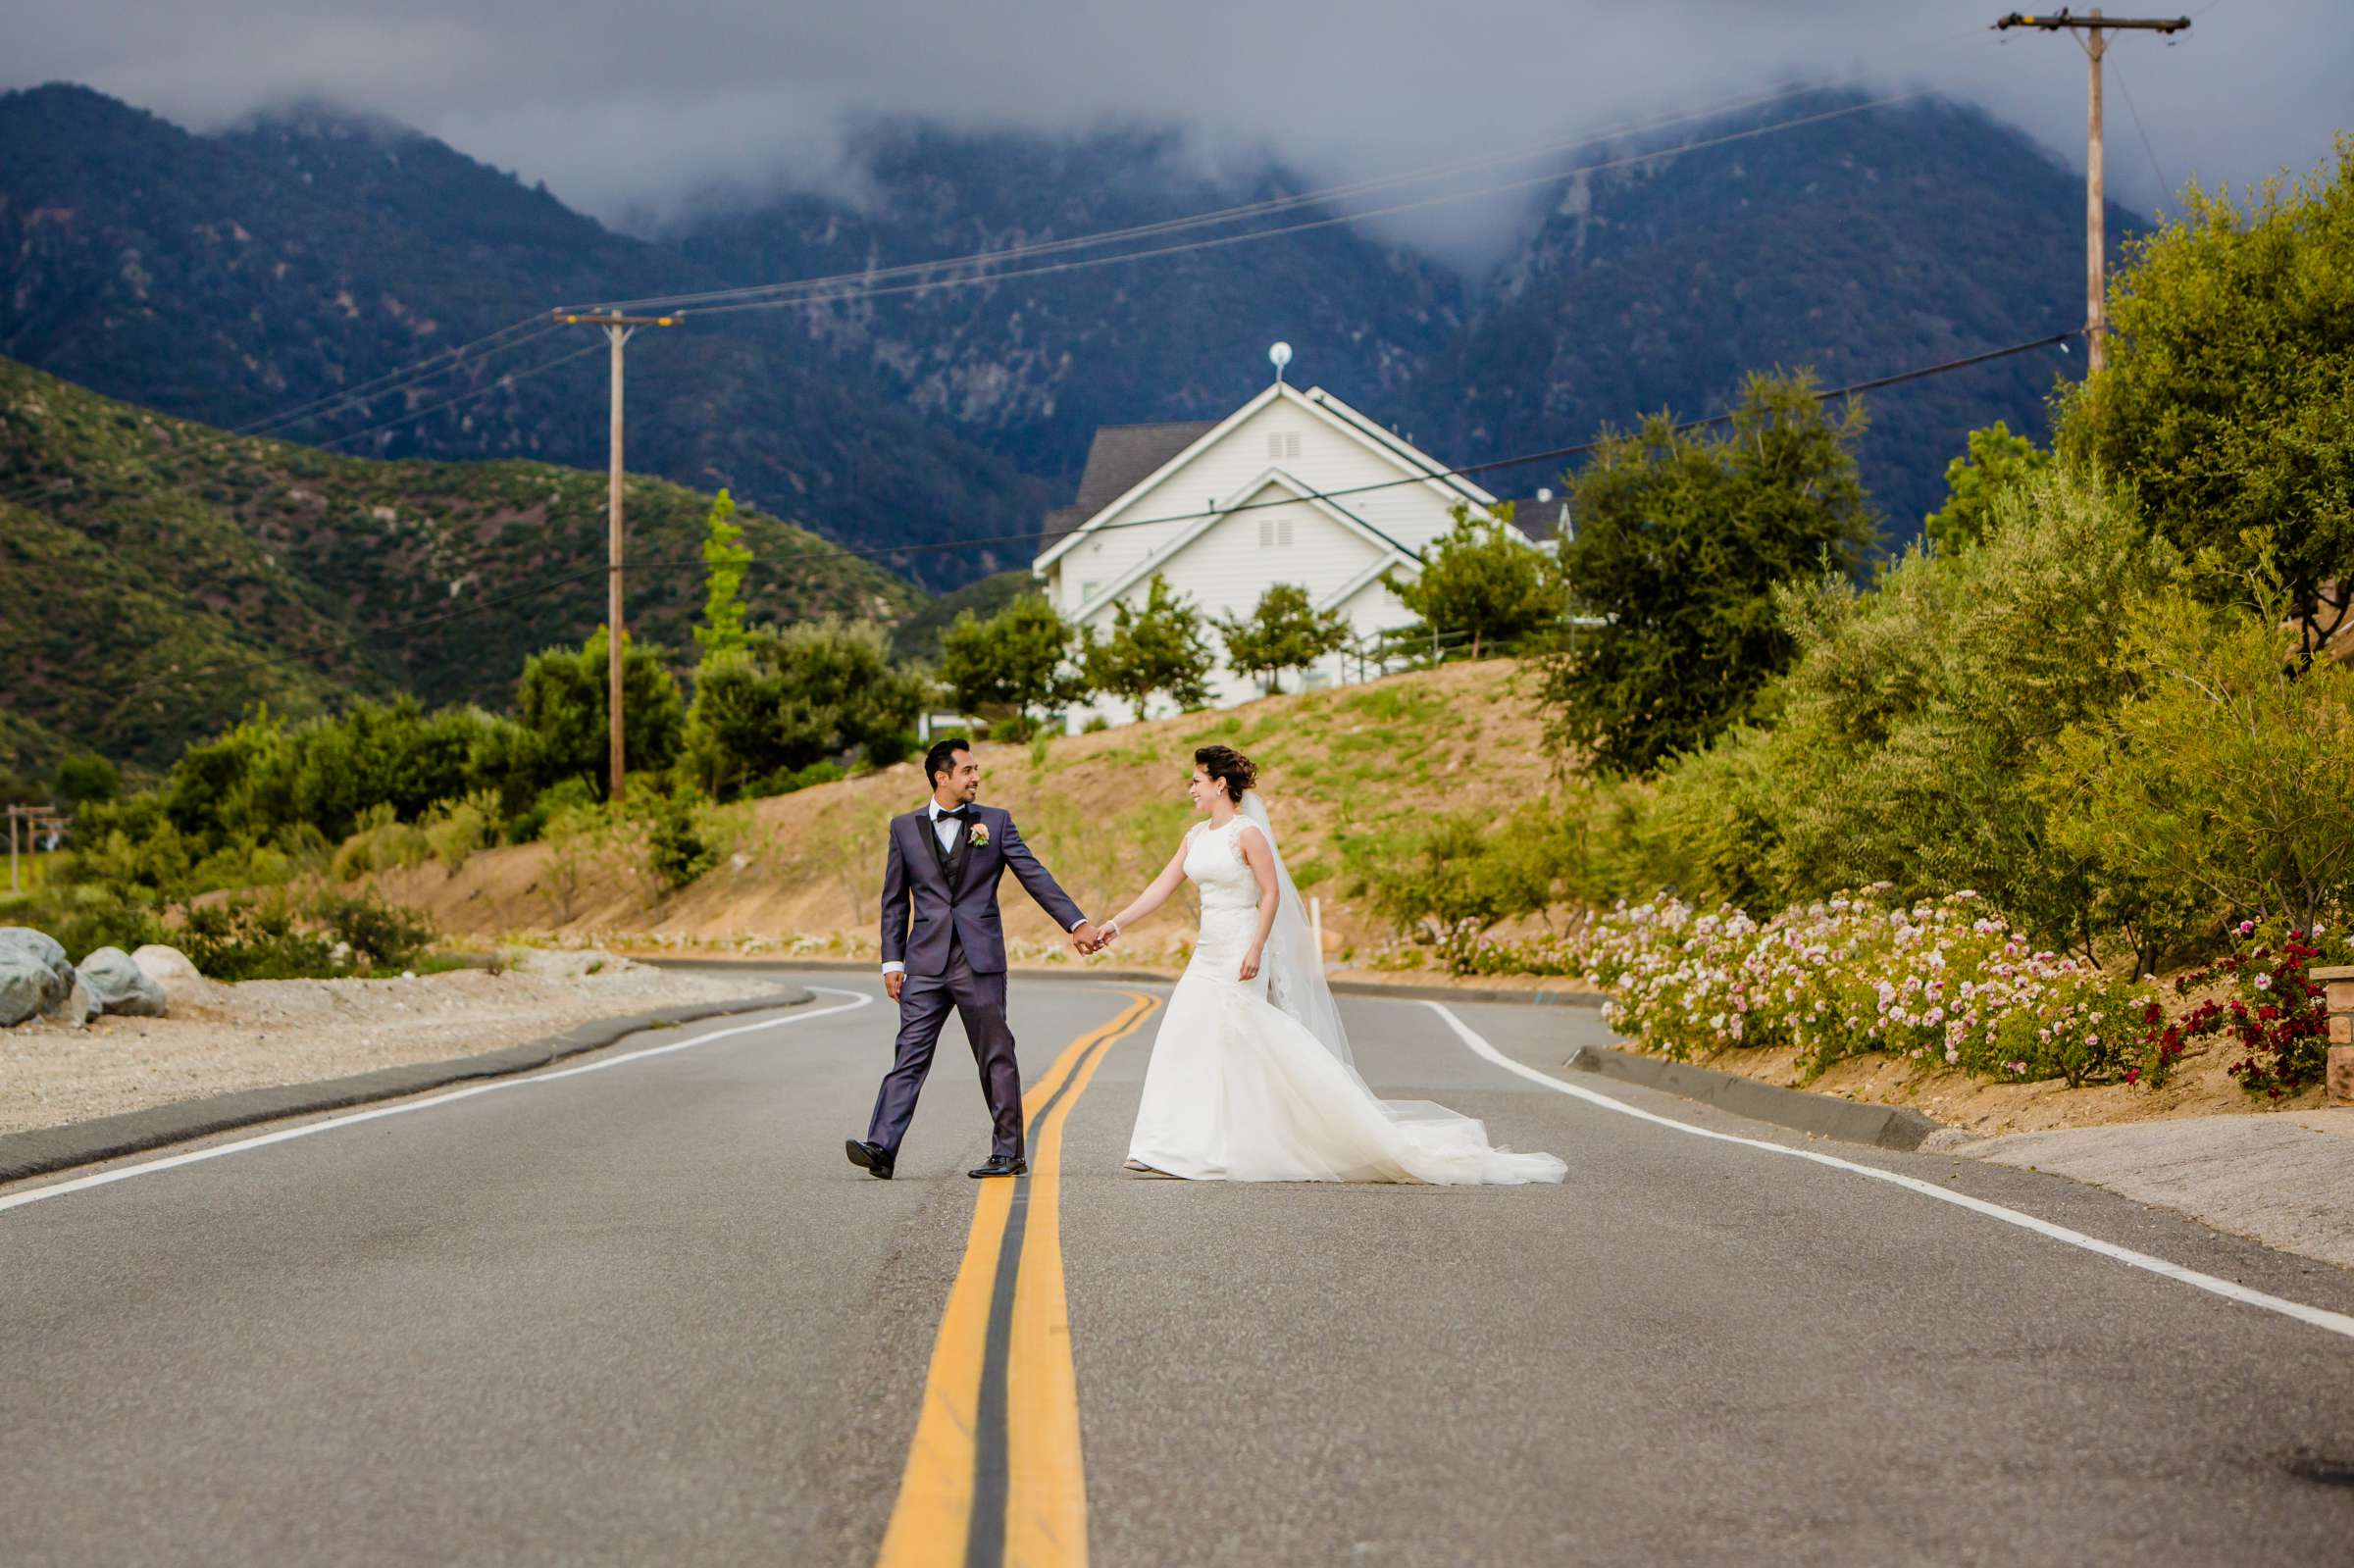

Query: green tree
left=1215, top=583, right=1352, bottom=695
left=1385, top=502, right=1564, bottom=659
left=693, top=487, right=753, bottom=663
left=685, top=620, right=928, bottom=797
left=1732, top=467, right=2181, bottom=957
left=2056, top=139, right=2354, bottom=660
left=516, top=627, right=686, bottom=799
left=2036, top=578, right=2354, bottom=951
left=1923, top=421, right=2051, bottom=555
left=51, top=752, right=122, bottom=809
left=939, top=593, right=1091, bottom=737
left=1082, top=576, right=1216, bottom=721
left=1540, top=371, right=1876, bottom=774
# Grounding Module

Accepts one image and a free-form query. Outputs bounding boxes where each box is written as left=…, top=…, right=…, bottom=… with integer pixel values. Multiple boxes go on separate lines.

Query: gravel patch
left=0, top=951, right=777, bottom=1136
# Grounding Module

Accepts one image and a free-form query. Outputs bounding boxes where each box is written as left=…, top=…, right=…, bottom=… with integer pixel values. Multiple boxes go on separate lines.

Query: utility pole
left=1995, top=10, right=2190, bottom=376
left=7, top=803, right=65, bottom=895
left=555, top=309, right=680, bottom=802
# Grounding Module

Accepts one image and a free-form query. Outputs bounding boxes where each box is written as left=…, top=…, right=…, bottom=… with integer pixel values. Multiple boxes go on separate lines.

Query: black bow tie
left=937, top=806, right=969, bottom=822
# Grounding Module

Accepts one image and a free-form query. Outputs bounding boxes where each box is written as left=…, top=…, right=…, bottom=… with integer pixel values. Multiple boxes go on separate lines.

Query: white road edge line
left=1425, top=1001, right=2354, bottom=1343
left=0, top=986, right=875, bottom=1215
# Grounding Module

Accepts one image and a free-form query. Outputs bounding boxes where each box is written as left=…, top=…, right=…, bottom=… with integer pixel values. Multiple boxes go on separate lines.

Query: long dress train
left=1125, top=817, right=1566, bottom=1186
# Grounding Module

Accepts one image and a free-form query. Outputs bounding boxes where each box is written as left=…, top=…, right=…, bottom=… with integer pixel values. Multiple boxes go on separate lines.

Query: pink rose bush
left=1554, top=887, right=2168, bottom=1087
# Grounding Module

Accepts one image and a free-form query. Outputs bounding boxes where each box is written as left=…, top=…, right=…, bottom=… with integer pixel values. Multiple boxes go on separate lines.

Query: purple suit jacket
left=880, top=804, right=1085, bottom=977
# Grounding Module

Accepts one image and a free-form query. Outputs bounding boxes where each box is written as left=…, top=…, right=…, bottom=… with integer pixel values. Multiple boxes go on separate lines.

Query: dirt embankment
left=371, top=660, right=1561, bottom=970
left=1663, top=1030, right=2338, bottom=1138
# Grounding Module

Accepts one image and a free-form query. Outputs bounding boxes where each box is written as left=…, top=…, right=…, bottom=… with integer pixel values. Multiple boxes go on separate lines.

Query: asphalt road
left=3, top=970, right=2351, bottom=1566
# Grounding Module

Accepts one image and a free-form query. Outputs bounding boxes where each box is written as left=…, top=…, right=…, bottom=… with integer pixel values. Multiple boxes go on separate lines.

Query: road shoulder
left=0, top=985, right=814, bottom=1184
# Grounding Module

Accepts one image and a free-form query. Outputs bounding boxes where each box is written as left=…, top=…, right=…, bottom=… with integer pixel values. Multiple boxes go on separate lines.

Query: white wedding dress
left=1124, top=809, right=1566, bottom=1186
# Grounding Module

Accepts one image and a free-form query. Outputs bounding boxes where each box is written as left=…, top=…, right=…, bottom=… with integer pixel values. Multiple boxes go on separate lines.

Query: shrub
left=2036, top=583, right=2354, bottom=953
left=640, top=786, right=717, bottom=891
left=685, top=622, right=929, bottom=797
left=763, top=759, right=845, bottom=796
left=332, top=803, right=432, bottom=882
left=1358, top=806, right=1565, bottom=970
left=420, top=790, right=502, bottom=874
left=2140, top=919, right=2337, bottom=1098
left=9, top=883, right=166, bottom=963
left=1566, top=889, right=2165, bottom=1087
left=1654, top=466, right=2180, bottom=954
left=309, top=890, right=436, bottom=973
left=178, top=898, right=340, bottom=982
left=510, top=777, right=598, bottom=843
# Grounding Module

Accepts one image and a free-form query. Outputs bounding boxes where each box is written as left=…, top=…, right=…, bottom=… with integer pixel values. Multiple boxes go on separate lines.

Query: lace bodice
left=1184, top=818, right=1259, bottom=911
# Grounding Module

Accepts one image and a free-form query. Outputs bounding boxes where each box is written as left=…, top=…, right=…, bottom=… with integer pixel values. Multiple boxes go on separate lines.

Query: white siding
left=1045, top=382, right=1502, bottom=730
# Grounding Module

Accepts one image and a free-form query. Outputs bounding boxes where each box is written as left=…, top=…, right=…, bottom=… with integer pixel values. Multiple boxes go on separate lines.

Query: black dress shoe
left=845, top=1139, right=895, bottom=1180
left=968, top=1155, right=1027, bottom=1179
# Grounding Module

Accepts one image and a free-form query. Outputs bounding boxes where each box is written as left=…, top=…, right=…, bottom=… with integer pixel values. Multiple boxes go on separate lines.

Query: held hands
left=1071, top=919, right=1119, bottom=957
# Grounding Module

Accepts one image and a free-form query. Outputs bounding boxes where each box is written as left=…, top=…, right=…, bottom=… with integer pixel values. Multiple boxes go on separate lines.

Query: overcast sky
left=9, top=0, right=2346, bottom=256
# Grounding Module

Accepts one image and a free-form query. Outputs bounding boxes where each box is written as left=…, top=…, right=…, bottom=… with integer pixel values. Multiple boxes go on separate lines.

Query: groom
left=847, top=737, right=1100, bottom=1181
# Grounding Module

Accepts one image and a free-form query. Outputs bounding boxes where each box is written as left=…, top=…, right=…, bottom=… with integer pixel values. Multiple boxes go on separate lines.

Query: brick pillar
left=2311, top=965, right=2354, bottom=1105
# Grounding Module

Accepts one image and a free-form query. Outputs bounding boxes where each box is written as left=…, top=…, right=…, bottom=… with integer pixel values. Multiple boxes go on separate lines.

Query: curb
left=641, top=955, right=1601, bottom=1007
left=0, top=986, right=817, bottom=1186
left=1562, top=1043, right=1943, bottom=1151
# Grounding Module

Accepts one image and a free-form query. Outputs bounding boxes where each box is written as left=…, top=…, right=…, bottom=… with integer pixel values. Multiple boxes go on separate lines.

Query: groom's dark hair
left=925, top=737, right=971, bottom=787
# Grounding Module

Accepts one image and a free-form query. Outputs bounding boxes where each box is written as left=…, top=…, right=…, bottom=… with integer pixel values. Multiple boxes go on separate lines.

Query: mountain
left=659, top=123, right=1461, bottom=488
left=0, top=356, right=918, bottom=766
left=662, top=91, right=2136, bottom=540
left=0, top=84, right=1051, bottom=590
left=0, top=80, right=2143, bottom=613
left=1432, top=90, right=2139, bottom=531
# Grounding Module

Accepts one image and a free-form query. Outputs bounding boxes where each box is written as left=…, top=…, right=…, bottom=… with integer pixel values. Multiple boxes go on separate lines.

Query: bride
left=1090, top=744, right=1565, bottom=1186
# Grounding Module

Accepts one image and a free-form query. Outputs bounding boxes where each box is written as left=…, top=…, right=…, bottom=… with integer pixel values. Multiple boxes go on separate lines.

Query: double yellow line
left=877, top=991, right=1161, bottom=1568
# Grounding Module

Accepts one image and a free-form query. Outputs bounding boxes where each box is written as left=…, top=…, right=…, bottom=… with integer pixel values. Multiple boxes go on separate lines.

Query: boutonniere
left=968, top=822, right=991, bottom=847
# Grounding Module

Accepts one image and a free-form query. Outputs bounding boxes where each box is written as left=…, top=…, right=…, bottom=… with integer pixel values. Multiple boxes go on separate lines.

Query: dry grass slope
left=374, top=661, right=1557, bottom=968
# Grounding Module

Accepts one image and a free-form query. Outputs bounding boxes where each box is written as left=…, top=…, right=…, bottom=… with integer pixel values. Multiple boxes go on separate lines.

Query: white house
left=1032, top=369, right=1551, bottom=729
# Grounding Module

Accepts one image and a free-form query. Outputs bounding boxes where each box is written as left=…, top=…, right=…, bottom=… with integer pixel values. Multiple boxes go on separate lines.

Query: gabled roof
left=1300, top=386, right=1499, bottom=513
left=1040, top=421, right=1217, bottom=551
left=1069, top=467, right=1419, bottom=625
left=1496, top=495, right=1572, bottom=542
left=1036, top=381, right=1498, bottom=572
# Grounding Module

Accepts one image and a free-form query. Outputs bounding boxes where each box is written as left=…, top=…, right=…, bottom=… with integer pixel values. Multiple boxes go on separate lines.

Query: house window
left=1257, top=517, right=1294, bottom=548
left=1265, top=430, right=1301, bottom=461
left=1080, top=580, right=1101, bottom=602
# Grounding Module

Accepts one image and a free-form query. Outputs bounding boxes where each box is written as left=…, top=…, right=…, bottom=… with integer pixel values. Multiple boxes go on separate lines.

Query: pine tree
left=693, top=488, right=752, bottom=663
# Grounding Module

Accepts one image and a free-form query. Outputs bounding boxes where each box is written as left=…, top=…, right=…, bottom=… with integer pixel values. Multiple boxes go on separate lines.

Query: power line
left=87, top=328, right=2079, bottom=709
left=2106, top=52, right=2174, bottom=205
left=306, top=339, right=606, bottom=452
left=576, top=73, right=1987, bottom=319
left=679, top=89, right=1946, bottom=322
left=232, top=316, right=556, bottom=438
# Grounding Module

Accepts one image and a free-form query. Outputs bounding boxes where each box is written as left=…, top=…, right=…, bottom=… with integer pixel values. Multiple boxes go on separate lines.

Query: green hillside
left=0, top=356, right=921, bottom=766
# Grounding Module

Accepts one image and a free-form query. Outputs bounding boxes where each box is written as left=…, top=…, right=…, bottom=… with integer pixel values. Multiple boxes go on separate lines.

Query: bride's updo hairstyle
left=1194, top=744, right=1257, bottom=802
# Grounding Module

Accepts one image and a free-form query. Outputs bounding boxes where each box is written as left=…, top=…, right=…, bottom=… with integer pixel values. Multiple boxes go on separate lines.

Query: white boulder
left=77, top=946, right=170, bottom=1018
left=130, top=943, right=230, bottom=1008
